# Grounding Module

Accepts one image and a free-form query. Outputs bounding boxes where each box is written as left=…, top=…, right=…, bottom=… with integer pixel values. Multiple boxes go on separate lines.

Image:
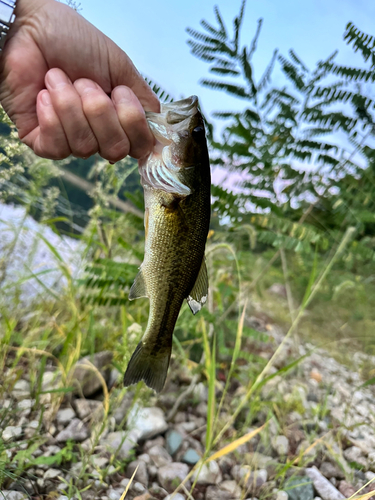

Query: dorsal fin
left=129, top=268, right=148, bottom=300
left=186, top=259, right=208, bottom=315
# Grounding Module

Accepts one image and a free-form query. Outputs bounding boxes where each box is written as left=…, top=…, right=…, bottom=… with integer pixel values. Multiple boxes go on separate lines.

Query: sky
left=78, top=0, right=375, bottom=120
left=77, top=0, right=374, bottom=192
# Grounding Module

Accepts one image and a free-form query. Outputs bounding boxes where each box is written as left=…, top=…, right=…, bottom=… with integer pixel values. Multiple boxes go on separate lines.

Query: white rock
left=272, top=435, right=289, bottom=456
left=42, top=370, right=61, bottom=391
left=44, top=468, right=62, bottom=480
left=165, top=494, right=186, bottom=500
left=148, top=445, right=172, bottom=467
left=306, top=466, right=345, bottom=500
left=17, top=399, right=35, bottom=411
left=365, top=471, right=375, bottom=481
left=277, top=492, right=288, bottom=500
left=133, top=482, right=146, bottom=493
left=72, top=351, right=113, bottom=397
left=91, top=456, right=109, bottom=468
left=158, top=462, right=190, bottom=492
left=100, top=430, right=139, bottom=460
left=193, top=382, right=208, bottom=402
left=0, top=492, right=28, bottom=500
left=220, top=479, right=242, bottom=497
left=56, top=407, right=76, bottom=425
left=343, top=446, right=368, bottom=467
left=107, top=488, right=124, bottom=500
left=12, top=380, right=30, bottom=399
left=74, top=398, right=103, bottom=420
left=2, top=426, right=22, bottom=442
left=26, top=420, right=39, bottom=429
left=55, top=418, right=90, bottom=442
left=368, top=451, right=375, bottom=466
left=192, top=460, right=222, bottom=485
left=127, top=405, right=168, bottom=441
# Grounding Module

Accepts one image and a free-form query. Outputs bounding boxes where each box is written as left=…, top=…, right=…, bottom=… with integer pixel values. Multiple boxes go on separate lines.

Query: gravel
left=2, top=223, right=375, bottom=500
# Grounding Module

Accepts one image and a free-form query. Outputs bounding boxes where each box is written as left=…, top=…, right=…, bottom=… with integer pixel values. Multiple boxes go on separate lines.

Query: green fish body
left=123, top=96, right=211, bottom=392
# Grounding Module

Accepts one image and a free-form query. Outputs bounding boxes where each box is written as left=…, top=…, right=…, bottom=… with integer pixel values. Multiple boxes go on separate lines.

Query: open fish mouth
left=146, top=96, right=199, bottom=142
left=140, top=96, right=201, bottom=196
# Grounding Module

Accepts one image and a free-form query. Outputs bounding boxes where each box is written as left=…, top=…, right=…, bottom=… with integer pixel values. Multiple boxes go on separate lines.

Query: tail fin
left=123, top=341, right=171, bottom=393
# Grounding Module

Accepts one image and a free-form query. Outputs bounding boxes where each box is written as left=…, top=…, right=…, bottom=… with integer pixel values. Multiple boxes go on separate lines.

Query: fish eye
left=192, top=126, right=205, bottom=138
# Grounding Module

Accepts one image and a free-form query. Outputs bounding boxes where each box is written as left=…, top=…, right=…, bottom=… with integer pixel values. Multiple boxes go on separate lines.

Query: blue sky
left=79, top=0, right=375, bottom=121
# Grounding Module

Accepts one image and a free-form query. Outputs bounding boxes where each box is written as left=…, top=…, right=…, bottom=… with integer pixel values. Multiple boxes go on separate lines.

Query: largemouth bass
left=123, top=96, right=211, bottom=393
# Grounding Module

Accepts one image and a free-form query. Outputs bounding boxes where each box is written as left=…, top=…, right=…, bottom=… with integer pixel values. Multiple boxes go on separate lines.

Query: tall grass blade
left=120, top=464, right=139, bottom=500
left=301, top=244, right=318, bottom=308
left=207, top=424, right=265, bottom=462
left=214, top=300, right=247, bottom=433
left=360, top=377, right=375, bottom=388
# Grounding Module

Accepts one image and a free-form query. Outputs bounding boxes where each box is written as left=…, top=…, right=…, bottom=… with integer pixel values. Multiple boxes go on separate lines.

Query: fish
left=123, top=96, right=211, bottom=393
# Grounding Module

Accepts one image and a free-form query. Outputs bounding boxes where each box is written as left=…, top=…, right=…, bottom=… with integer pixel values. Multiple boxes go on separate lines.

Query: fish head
left=143, top=96, right=209, bottom=196
left=162, top=97, right=208, bottom=168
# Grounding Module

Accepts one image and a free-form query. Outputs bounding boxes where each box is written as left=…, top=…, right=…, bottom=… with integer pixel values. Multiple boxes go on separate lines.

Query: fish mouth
left=146, top=96, right=199, bottom=143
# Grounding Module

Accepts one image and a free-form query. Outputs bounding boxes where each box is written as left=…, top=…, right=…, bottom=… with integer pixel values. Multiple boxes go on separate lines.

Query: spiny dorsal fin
left=186, top=259, right=208, bottom=315
left=129, top=268, right=148, bottom=300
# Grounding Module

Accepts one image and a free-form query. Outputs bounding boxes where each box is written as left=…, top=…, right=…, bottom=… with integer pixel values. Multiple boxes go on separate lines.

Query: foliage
left=187, top=3, right=375, bottom=270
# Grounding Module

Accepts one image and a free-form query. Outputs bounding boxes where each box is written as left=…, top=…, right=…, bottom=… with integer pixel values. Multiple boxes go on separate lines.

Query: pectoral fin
left=129, top=268, right=148, bottom=300
left=186, top=259, right=208, bottom=315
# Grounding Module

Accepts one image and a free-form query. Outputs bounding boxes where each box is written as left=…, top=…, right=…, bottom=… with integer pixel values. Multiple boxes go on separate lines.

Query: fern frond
left=214, top=5, right=227, bottom=37
left=200, top=80, right=250, bottom=98
left=241, top=47, right=257, bottom=95
left=258, top=49, right=278, bottom=91
left=289, top=49, right=308, bottom=72
left=248, top=18, right=263, bottom=59
left=210, top=67, right=241, bottom=76
left=144, top=77, right=173, bottom=103
left=344, top=22, right=375, bottom=65
left=278, top=55, right=306, bottom=89
left=233, top=0, right=246, bottom=51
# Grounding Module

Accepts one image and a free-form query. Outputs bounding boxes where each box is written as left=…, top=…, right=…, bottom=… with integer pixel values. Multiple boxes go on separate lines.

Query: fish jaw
left=139, top=96, right=206, bottom=196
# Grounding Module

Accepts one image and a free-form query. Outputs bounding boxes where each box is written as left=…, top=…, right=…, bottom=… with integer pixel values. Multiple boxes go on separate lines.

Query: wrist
left=15, top=0, right=52, bottom=17
left=0, top=0, right=16, bottom=52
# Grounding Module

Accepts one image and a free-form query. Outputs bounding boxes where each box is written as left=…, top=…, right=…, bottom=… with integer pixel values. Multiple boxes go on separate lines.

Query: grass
left=1, top=192, right=375, bottom=499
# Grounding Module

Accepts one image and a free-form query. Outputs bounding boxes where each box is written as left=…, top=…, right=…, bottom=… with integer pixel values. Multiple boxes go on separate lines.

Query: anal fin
left=186, top=258, right=208, bottom=315
left=129, top=268, right=148, bottom=300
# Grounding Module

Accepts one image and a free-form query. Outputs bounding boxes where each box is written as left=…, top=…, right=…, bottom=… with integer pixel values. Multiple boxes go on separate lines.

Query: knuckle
left=83, top=93, right=111, bottom=119
left=36, top=145, right=70, bottom=160
left=71, top=135, right=98, bottom=159
left=52, top=90, right=78, bottom=115
left=101, top=137, right=130, bottom=162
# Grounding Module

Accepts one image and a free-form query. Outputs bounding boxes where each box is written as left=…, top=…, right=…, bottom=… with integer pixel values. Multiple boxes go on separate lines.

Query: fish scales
left=123, top=96, right=211, bottom=392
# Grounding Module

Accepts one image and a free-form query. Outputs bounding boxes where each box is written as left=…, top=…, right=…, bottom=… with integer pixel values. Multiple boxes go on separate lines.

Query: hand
left=0, top=0, right=159, bottom=161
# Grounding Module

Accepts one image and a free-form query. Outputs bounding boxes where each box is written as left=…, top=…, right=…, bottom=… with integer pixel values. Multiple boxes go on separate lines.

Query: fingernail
left=41, top=91, right=52, bottom=106
left=112, top=86, right=133, bottom=104
left=75, top=79, right=97, bottom=96
left=46, top=69, right=71, bottom=89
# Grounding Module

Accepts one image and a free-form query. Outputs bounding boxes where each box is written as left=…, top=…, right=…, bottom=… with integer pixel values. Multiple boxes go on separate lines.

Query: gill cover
left=139, top=96, right=199, bottom=196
